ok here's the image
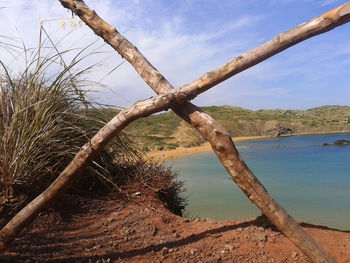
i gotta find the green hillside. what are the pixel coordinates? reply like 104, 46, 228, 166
106, 105, 350, 151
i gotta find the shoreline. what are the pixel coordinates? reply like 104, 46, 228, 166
146, 135, 273, 161
146, 131, 350, 161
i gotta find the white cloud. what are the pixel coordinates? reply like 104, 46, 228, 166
1, 1, 349, 110
320, 0, 343, 7
0, 0, 263, 108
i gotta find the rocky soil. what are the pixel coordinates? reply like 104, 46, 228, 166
1, 186, 349, 263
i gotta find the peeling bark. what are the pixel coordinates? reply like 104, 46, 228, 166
1, 1, 349, 262
55, 1, 350, 262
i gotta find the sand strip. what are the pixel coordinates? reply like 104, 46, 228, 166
146, 135, 273, 161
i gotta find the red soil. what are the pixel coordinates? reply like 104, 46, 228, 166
1, 186, 349, 263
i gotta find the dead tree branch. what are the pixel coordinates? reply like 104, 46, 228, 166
1, 2, 349, 262
0, 91, 193, 252
59, 1, 350, 97
56, 1, 350, 262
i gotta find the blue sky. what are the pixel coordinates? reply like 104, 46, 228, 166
0, 0, 349, 110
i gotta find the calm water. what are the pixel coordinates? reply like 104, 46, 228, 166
169, 133, 350, 230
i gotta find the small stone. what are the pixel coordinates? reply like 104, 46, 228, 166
189, 248, 197, 255
291, 252, 298, 258
225, 244, 234, 251
233, 243, 240, 249
256, 233, 267, 242
162, 247, 169, 255
133, 192, 141, 196
221, 249, 228, 254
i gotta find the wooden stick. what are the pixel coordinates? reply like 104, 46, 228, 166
60, 0, 350, 97
57, 2, 350, 262
2, 2, 349, 262
57, 2, 349, 262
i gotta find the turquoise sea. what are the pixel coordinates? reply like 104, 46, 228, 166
169, 133, 350, 230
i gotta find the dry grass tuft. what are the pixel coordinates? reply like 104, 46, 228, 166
0, 31, 185, 218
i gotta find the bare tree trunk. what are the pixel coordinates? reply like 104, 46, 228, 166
0, 2, 348, 262
55, 1, 350, 262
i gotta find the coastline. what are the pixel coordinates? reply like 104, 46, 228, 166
146, 131, 350, 162
146, 135, 273, 161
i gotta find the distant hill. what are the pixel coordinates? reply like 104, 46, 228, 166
106, 105, 350, 151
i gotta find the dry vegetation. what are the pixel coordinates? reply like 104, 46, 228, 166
1, 2, 350, 261
0, 40, 185, 228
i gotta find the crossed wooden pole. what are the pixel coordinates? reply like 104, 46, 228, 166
1, 1, 350, 262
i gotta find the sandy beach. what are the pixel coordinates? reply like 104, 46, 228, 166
146, 135, 273, 161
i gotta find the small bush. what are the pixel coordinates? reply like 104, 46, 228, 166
0, 33, 186, 218
237, 123, 245, 131
0, 62, 145, 200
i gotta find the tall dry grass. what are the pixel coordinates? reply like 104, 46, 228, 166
0, 29, 185, 217
0, 39, 143, 200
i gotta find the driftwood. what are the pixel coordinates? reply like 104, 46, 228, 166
1, 1, 349, 262
55, 2, 350, 262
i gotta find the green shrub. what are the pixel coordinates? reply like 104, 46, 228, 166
237, 123, 245, 131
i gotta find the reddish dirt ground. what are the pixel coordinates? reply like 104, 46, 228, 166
1, 186, 349, 263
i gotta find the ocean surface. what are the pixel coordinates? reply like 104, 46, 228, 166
169, 133, 350, 230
